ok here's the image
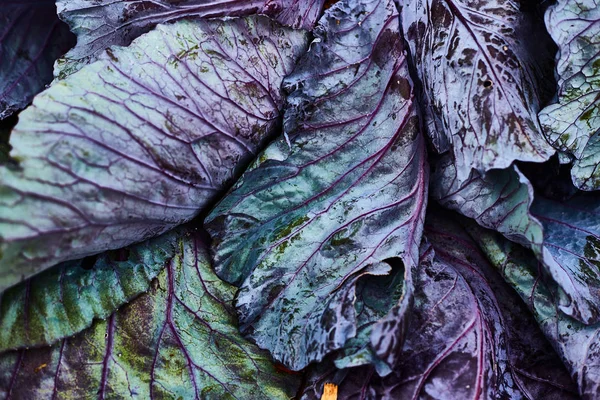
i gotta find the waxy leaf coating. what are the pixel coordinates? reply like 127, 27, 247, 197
0, 228, 182, 352
56, 0, 324, 75
206, 0, 428, 371
0, 1, 75, 119
0, 17, 308, 291
538, 0, 600, 190
399, 0, 555, 179
301, 215, 577, 400
0, 230, 300, 399
471, 224, 600, 399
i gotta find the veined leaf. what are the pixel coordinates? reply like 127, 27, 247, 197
0, 230, 300, 399
0, 17, 308, 291
538, 0, 600, 190
398, 0, 555, 179
531, 195, 600, 324
431, 155, 543, 247
300, 215, 577, 400
56, 0, 324, 75
0, 1, 75, 119
433, 155, 600, 324
206, 0, 428, 371
470, 223, 600, 398
573, 134, 600, 190
0, 228, 183, 352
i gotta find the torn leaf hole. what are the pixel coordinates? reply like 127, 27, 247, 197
382, 257, 404, 272
483, 80, 493, 88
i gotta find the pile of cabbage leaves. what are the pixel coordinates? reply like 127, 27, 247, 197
0, 0, 599, 398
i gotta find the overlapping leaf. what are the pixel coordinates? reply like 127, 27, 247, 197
432, 155, 600, 323
0, 0, 594, 397
539, 0, 600, 190
0, 228, 184, 352
55, 0, 324, 75
333, 262, 405, 376
206, 0, 428, 371
398, 0, 555, 179
0, 17, 308, 291
301, 215, 577, 400
470, 223, 600, 398
0, 1, 75, 118
573, 134, 600, 190
0, 229, 300, 399
531, 195, 600, 323
431, 155, 543, 247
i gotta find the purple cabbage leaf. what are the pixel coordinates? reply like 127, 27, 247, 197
469, 221, 600, 398
0, 0, 75, 119
0, 228, 184, 352
531, 195, 600, 324
0, 0, 598, 397
332, 263, 406, 377
300, 213, 578, 400
398, 0, 556, 179
205, 0, 428, 372
431, 155, 543, 248
433, 156, 600, 324
55, 0, 324, 76
0, 16, 308, 292
538, 0, 600, 190
0, 228, 300, 399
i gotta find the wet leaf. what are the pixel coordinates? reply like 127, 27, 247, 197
206, 0, 427, 371
300, 214, 577, 400
432, 155, 600, 324
538, 0, 600, 190
56, 0, 324, 75
399, 0, 555, 179
470, 222, 600, 398
0, 229, 182, 352
0, 229, 300, 399
0, 16, 308, 291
